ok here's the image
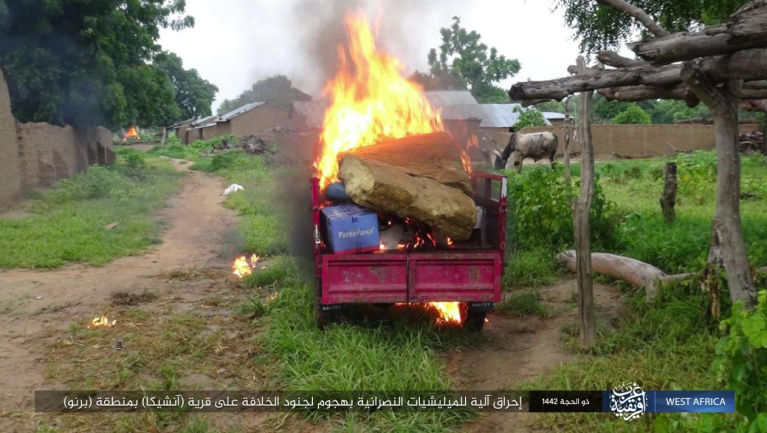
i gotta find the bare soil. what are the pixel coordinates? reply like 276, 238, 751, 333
0, 159, 248, 430
453, 280, 626, 432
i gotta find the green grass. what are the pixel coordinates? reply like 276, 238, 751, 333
522, 281, 722, 432
0, 155, 183, 268
503, 247, 559, 287
497, 290, 549, 318
502, 151, 767, 287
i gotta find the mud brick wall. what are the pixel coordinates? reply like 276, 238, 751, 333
520, 124, 761, 157
0, 69, 114, 210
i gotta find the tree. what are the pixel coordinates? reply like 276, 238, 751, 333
218, 75, 311, 115
534, 100, 566, 113
593, 95, 632, 122
413, 17, 521, 104
553, 0, 751, 53
0, 0, 194, 129
513, 106, 548, 129
612, 103, 651, 124
154, 52, 218, 122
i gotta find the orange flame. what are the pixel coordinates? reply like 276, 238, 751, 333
123, 126, 140, 141
314, 13, 443, 190
461, 150, 472, 174
233, 254, 260, 278
87, 315, 116, 328
428, 302, 462, 325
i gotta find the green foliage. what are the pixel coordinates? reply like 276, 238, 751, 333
712, 291, 767, 427
0, 157, 183, 268
612, 104, 652, 124
412, 16, 520, 103
553, 0, 750, 53
153, 52, 218, 121
0, 0, 196, 128
513, 106, 548, 129
506, 167, 615, 250
593, 96, 632, 123
218, 75, 310, 114
534, 100, 566, 114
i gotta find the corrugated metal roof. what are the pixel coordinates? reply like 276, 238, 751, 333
168, 118, 194, 129
191, 115, 218, 127
543, 112, 566, 120
218, 101, 267, 122
424, 91, 478, 107
475, 104, 551, 128
440, 104, 486, 121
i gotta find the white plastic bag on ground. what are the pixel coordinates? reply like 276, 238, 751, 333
223, 184, 245, 196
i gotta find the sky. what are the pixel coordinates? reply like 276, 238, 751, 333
158, 0, 586, 112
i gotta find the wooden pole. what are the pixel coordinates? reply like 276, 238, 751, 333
563, 96, 572, 183
574, 57, 597, 349
659, 162, 677, 223
161, 128, 167, 146
681, 62, 757, 308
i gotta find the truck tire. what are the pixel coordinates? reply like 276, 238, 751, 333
314, 277, 338, 330
463, 310, 487, 332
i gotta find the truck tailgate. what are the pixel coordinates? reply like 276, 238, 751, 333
321, 252, 502, 304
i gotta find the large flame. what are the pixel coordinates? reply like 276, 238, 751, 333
429, 302, 462, 325
314, 13, 443, 190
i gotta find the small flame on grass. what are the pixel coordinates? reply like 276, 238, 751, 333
233, 254, 260, 278
87, 315, 116, 328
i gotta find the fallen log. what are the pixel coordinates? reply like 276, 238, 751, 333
339, 155, 477, 241
344, 131, 472, 196
556, 250, 690, 300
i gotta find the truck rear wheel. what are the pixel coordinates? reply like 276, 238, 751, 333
463, 309, 487, 332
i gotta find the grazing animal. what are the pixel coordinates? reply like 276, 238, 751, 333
499, 131, 558, 172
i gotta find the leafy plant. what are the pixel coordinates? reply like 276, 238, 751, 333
513, 106, 548, 129
712, 291, 767, 428
612, 104, 651, 124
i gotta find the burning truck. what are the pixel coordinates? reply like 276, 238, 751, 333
310, 14, 507, 331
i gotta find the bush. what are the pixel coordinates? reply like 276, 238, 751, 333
612, 104, 651, 124
711, 291, 767, 429
506, 167, 616, 250
513, 106, 548, 129
44, 166, 128, 203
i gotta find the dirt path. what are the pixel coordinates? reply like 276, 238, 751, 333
452, 279, 625, 432
0, 159, 239, 420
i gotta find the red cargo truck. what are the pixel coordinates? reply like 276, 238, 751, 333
311, 171, 507, 331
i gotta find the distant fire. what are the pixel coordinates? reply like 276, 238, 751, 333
232, 254, 260, 278
314, 13, 443, 191
123, 126, 140, 141
87, 315, 116, 328
461, 150, 472, 174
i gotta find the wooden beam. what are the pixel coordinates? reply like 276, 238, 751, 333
596, 0, 669, 37
597, 51, 646, 68
681, 61, 757, 309
629, 5, 767, 64
509, 48, 767, 101
573, 57, 596, 350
